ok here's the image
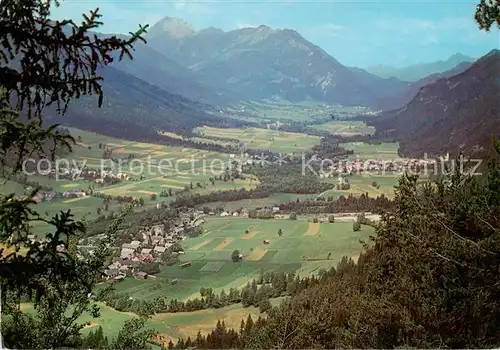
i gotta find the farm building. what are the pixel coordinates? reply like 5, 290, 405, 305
130, 240, 141, 249
263, 239, 270, 245
120, 248, 135, 259
179, 261, 192, 268
138, 253, 154, 262
104, 269, 119, 279
153, 246, 166, 254
107, 262, 122, 270
121, 243, 138, 251
151, 236, 165, 245
135, 271, 148, 279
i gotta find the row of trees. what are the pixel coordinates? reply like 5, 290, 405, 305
279, 193, 394, 214
167, 316, 265, 350
98, 269, 332, 317
169, 188, 393, 220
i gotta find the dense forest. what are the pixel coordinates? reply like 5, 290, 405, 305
248, 165, 333, 194
168, 164, 333, 209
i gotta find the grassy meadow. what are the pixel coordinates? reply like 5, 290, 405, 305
312, 120, 375, 136
198, 193, 319, 212
110, 217, 373, 302
233, 100, 372, 123
1, 101, 425, 347
319, 172, 400, 199
194, 126, 321, 154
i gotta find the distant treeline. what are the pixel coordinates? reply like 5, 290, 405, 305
278, 193, 394, 214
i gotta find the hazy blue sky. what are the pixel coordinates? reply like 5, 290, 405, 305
52, 0, 499, 67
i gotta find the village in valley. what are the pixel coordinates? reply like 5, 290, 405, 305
2, 113, 455, 343
79, 208, 205, 282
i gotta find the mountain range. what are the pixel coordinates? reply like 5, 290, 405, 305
143, 17, 410, 108
50, 16, 498, 156
106, 17, 480, 111
366, 53, 476, 82
370, 49, 500, 158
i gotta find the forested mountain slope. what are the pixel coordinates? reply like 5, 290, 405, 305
145, 17, 409, 107
370, 49, 500, 157
46, 66, 244, 139
366, 53, 475, 81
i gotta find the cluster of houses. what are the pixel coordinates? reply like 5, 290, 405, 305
62, 190, 87, 198
219, 209, 250, 218
11, 189, 82, 203
106, 211, 206, 281
322, 158, 438, 176
223, 206, 301, 217
103, 236, 175, 281
55, 167, 132, 183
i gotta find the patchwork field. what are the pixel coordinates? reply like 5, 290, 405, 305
56, 128, 258, 198
344, 141, 400, 159
194, 126, 321, 154
3, 103, 417, 346
234, 100, 372, 123
111, 217, 374, 303
0, 128, 260, 234
313, 121, 375, 136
